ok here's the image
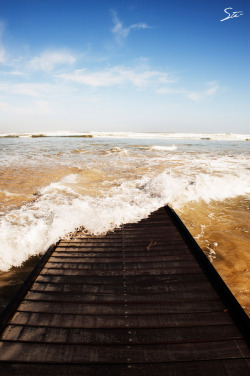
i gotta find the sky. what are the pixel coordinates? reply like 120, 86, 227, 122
0, 0, 249, 133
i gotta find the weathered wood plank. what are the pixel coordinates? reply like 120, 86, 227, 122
41, 266, 203, 277
30, 279, 215, 294
1, 359, 250, 376
35, 272, 210, 284
2, 324, 243, 344
10, 311, 233, 328
18, 299, 225, 315
35, 273, 209, 286
24, 289, 219, 303
53, 246, 191, 254
44, 260, 199, 270
52, 249, 191, 258
0, 340, 249, 363
49, 254, 194, 263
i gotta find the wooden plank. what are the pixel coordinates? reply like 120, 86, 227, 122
41, 266, 203, 277
52, 249, 191, 257
30, 279, 214, 294
53, 247, 191, 255
10, 311, 234, 328
2, 324, 243, 344
0, 340, 249, 363
49, 254, 194, 262
35, 272, 211, 284
44, 260, 199, 270
18, 299, 225, 315
59, 240, 189, 247
35, 273, 209, 286
23, 289, 220, 303
1, 359, 250, 376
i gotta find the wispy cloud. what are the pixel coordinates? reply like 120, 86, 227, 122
59, 65, 170, 88
29, 50, 76, 71
157, 81, 219, 102
0, 21, 6, 64
111, 10, 151, 43
0, 82, 58, 98
0, 99, 51, 115
186, 82, 219, 102
2, 70, 26, 77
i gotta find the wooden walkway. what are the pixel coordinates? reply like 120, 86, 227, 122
0, 206, 249, 375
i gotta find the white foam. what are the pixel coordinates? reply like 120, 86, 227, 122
0, 190, 25, 198
90, 132, 250, 141
150, 145, 177, 151
60, 174, 79, 184
0, 169, 249, 271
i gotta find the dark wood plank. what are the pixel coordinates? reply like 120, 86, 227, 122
2, 324, 243, 344
49, 254, 194, 263
44, 260, 199, 271
30, 279, 215, 294
10, 311, 234, 328
41, 266, 203, 276
0, 340, 249, 363
24, 289, 220, 303
1, 359, 250, 376
52, 249, 191, 257
18, 299, 226, 315
35, 273, 209, 285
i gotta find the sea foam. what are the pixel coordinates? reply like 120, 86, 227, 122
0, 169, 249, 271
150, 145, 177, 151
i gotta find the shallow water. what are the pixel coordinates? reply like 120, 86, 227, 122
0, 134, 249, 314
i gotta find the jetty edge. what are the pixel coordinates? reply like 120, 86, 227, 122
0, 205, 249, 375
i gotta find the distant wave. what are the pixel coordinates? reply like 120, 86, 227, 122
1, 131, 249, 141
0, 131, 92, 138
90, 132, 250, 141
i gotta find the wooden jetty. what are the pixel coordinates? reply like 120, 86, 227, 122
0, 206, 249, 375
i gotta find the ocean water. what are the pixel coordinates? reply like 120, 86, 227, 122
0, 132, 249, 314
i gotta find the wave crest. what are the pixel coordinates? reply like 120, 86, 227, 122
0, 169, 249, 271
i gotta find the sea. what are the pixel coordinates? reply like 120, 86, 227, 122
0, 131, 249, 315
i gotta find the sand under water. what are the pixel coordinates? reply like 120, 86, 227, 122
0, 132, 249, 314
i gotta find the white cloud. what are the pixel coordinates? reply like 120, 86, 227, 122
156, 87, 185, 95
29, 51, 76, 71
0, 47, 5, 63
0, 21, 6, 64
0, 100, 51, 115
157, 82, 219, 102
3, 70, 26, 76
59, 66, 170, 88
186, 82, 219, 102
0, 82, 59, 98
11, 83, 52, 97
111, 10, 151, 42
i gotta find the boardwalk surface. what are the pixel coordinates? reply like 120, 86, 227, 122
0, 207, 249, 375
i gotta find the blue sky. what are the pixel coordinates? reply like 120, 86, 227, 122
0, 0, 249, 133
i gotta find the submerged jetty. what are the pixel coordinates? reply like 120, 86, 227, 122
0, 206, 249, 375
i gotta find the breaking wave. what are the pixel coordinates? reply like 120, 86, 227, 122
0, 169, 249, 271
